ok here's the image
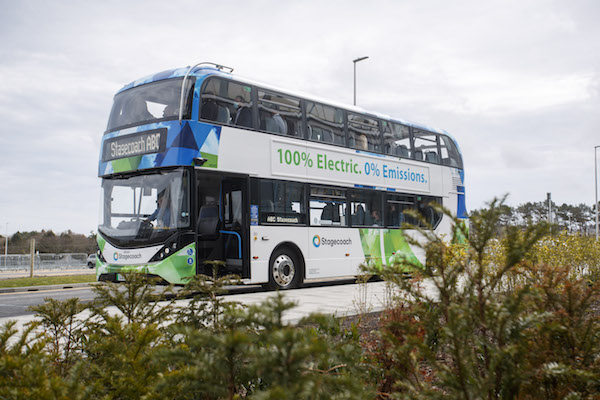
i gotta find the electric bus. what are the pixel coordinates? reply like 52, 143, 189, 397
96, 62, 467, 289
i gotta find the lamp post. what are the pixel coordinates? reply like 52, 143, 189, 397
353, 56, 369, 106
595, 146, 599, 240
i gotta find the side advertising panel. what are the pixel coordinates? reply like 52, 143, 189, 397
271, 139, 430, 192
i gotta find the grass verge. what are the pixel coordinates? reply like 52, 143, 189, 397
0, 274, 96, 288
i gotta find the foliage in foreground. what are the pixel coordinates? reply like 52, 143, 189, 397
1, 198, 600, 399
365, 197, 600, 399
0, 264, 373, 399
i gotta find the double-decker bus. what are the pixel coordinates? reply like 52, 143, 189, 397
96, 62, 466, 289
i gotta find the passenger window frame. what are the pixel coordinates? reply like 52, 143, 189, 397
305, 101, 347, 148
257, 89, 304, 139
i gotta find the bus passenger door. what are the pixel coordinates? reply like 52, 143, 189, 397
221, 178, 249, 278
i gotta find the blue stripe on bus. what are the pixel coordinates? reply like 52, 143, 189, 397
457, 192, 467, 219
354, 150, 386, 158
354, 184, 375, 189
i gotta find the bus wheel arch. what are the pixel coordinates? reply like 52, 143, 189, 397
267, 242, 304, 290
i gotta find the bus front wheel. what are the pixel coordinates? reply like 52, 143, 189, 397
268, 247, 301, 290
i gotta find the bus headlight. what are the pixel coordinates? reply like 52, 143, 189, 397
150, 240, 178, 262
97, 248, 106, 262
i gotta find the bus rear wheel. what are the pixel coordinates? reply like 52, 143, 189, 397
268, 247, 301, 290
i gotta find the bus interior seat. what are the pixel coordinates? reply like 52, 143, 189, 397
363, 211, 374, 226
263, 200, 275, 212
396, 145, 409, 158
425, 152, 439, 163
216, 106, 231, 124
321, 203, 333, 222
197, 205, 220, 240
201, 98, 218, 121
265, 117, 282, 133
286, 120, 296, 136
414, 150, 424, 161
352, 205, 365, 225
332, 205, 341, 222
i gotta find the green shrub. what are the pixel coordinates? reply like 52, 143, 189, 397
365, 198, 600, 399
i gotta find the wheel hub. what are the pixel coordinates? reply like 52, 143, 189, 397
273, 254, 295, 287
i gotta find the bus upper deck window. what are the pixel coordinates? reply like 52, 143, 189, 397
306, 102, 344, 146
348, 113, 380, 152
440, 135, 463, 169
413, 129, 440, 165
258, 91, 302, 137
383, 121, 411, 159
201, 78, 253, 128
106, 78, 194, 132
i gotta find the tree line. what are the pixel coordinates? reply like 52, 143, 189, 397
0, 197, 597, 255
469, 198, 597, 235
0, 230, 96, 255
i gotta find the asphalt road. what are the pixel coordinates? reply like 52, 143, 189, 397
0, 287, 98, 319
0, 278, 366, 320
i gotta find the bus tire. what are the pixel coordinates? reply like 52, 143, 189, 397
267, 246, 301, 290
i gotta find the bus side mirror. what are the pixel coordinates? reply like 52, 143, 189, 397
196, 205, 220, 240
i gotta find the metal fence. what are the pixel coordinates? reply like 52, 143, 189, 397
0, 253, 89, 271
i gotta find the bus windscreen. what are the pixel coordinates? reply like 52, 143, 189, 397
99, 169, 190, 245
106, 78, 194, 132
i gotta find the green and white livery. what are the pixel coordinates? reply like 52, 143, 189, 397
96, 62, 466, 288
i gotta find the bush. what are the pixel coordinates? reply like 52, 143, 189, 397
364, 198, 600, 399
1, 268, 375, 399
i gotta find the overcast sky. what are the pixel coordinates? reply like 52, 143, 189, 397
0, 0, 599, 235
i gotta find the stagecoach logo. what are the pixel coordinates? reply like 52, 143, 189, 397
312, 235, 352, 248
113, 252, 143, 261
313, 235, 321, 247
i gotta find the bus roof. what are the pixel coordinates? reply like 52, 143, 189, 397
116, 65, 460, 146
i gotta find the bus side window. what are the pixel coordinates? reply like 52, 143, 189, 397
255, 179, 306, 225
440, 135, 463, 169
258, 91, 302, 137
416, 196, 442, 228
309, 187, 347, 226
348, 113, 380, 152
350, 191, 382, 227
413, 129, 440, 164
383, 121, 411, 159
200, 78, 253, 128
385, 194, 415, 227
306, 102, 345, 146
